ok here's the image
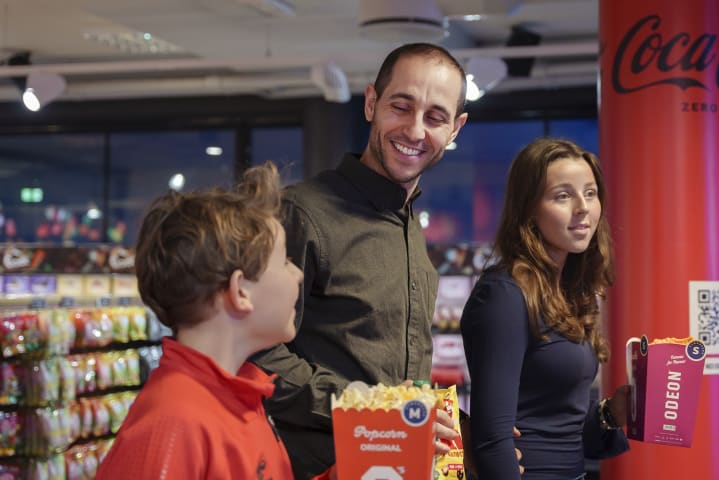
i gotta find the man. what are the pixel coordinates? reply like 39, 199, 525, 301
252, 43, 468, 479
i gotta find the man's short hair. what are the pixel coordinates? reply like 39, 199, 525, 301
373, 42, 467, 117
135, 162, 281, 333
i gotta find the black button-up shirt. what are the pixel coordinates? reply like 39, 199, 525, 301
252, 153, 439, 479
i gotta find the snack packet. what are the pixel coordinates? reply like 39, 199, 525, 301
433, 385, 465, 479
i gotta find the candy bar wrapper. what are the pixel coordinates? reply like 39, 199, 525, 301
433, 385, 466, 479
626, 336, 706, 447
331, 382, 437, 480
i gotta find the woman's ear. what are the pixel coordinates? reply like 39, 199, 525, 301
228, 269, 253, 314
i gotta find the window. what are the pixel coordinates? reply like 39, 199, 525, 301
0, 134, 104, 244
108, 130, 235, 245
415, 120, 544, 244
251, 127, 303, 185
548, 118, 599, 156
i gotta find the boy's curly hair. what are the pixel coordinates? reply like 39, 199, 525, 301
134, 161, 281, 334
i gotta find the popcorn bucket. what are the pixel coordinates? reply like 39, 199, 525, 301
625, 336, 707, 447
331, 383, 437, 480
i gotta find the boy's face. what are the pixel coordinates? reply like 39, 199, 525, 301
248, 219, 303, 346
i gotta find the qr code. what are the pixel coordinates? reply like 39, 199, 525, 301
696, 288, 719, 346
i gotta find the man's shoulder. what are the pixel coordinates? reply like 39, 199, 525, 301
284, 169, 351, 209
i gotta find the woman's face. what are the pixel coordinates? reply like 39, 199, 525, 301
534, 156, 601, 269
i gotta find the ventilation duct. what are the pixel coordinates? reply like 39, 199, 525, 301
310, 62, 350, 103
358, 0, 447, 43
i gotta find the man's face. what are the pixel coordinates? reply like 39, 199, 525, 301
362, 54, 468, 194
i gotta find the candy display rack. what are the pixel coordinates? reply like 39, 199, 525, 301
0, 245, 166, 480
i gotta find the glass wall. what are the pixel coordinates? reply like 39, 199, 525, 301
415, 120, 545, 244
413, 117, 599, 245
108, 130, 236, 245
251, 127, 304, 185
0, 134, 104, 244
0, 117, 595, 247
548, 118, 599, 155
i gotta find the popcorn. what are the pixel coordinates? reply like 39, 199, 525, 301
333, 381, 436, 411
650, 336, 693, 345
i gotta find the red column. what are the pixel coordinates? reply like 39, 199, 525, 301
599, 1, 719, 478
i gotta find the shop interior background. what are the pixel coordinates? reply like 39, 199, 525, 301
1, 1, 604, 477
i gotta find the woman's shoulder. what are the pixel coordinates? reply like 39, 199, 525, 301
462, 266, 530, 337
476, 267, 520, 290
467, 267, 526, 308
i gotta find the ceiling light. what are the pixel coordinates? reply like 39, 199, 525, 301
21, 72, 66, 112
169, 173, 186, 191
5, 53, 65, 111
206, 146, 223, 156
465, 57, 507, 100
465, 75, 482, 102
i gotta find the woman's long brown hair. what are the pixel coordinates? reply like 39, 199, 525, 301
493, 138, 614, 362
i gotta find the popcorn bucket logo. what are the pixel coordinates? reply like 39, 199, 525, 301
401, 399, 430, 427
686, 341, 706, 362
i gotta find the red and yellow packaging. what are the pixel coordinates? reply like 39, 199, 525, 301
433, 385, 465, 479
331, 382, 437, 480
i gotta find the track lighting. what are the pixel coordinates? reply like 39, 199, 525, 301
6, 52, 66, 111
21, 72, 67, 111
464, 56, 507, 102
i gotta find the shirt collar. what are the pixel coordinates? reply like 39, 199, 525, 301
337, 153, 423, 213
160, 337, 276, 404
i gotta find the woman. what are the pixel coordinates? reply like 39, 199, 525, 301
460, 138, 629, 480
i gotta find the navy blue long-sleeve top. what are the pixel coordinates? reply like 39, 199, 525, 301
460, 269, 628, 480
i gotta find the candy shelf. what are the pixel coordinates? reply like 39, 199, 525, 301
0, 245, 167, 480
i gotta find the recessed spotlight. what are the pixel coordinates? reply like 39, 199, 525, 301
206, 146, 223, 156
169, 173, 186, 191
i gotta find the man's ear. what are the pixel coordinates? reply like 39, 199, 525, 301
364, 84, 377, 122
228, 269, 253, 314
449, 112, 469, 144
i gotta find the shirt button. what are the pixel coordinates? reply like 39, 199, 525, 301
411, 281, 417, 290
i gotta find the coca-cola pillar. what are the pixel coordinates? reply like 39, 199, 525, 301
599, 1, 719, 479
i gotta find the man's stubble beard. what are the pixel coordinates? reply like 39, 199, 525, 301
368, 126, 445, 187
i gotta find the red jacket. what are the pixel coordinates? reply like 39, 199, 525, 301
96, 338, 330, 480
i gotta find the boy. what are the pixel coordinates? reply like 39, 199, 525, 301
96, 162, 334, 479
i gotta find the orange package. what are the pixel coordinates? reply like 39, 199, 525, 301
332, 382, 437, 480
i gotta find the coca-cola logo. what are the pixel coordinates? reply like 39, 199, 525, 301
612, 14, 717, 93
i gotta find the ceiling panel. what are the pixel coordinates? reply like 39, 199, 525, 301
0, 0, 599, 103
